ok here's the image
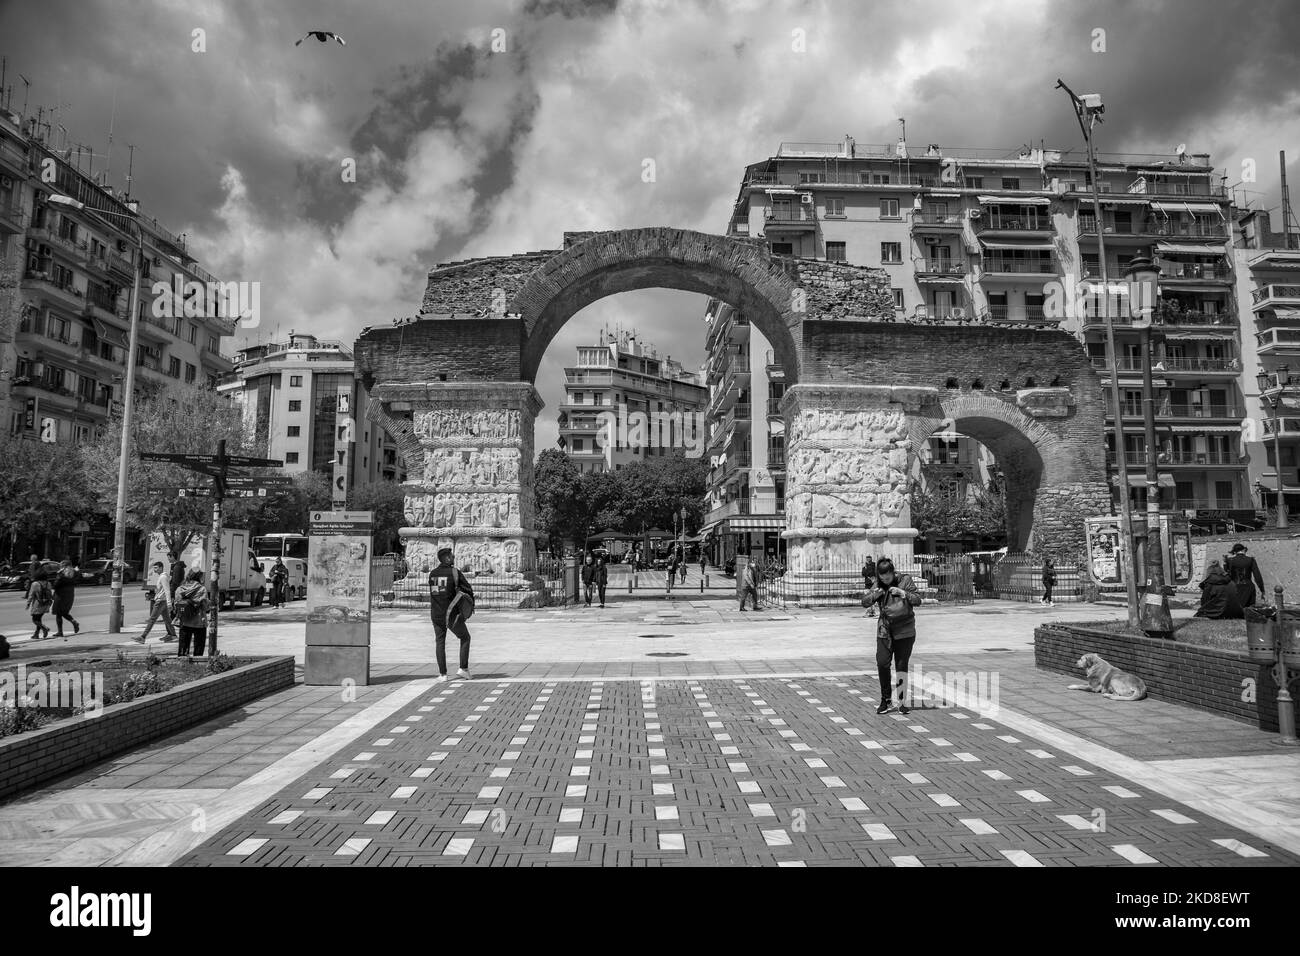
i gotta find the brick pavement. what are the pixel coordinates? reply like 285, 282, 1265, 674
177, 674, 1295, 867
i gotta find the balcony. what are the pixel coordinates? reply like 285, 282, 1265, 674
1157, 260, 1232, 282
1112, 449, 1242, 467
1160, 356, 1239, 375
915, 258, 967, 280
564, 370, 614, 386
705, 499, 753, 524
1262, 417, 1300, 438
975, 214, 1052, 233
1081, 307, 1236, 333
763, 204, 817, 231
983, 305, 1053, 325
766, 397, 783, 419
1127, 179, 1228, 199
911, 212, 964, 232
1172, 498, 1245, 511
1259, 372, 1300, 400
1105, 402, 1242, 420
1255, 327, 1300, 356
979, 257, 1055, 277
1077, 218, 1228, 242
767, 448, 786, 469
20, 270, 83, 309
1251, 284, 1300, 312
0, 197, 23, 233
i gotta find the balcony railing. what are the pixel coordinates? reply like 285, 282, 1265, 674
1158, 261, 1232, 281
1113, 449, 1241, 466
1128, 179, 1228, 198
1161, 356, 1239, 373
765, 206, 817, 224
1256, 327, 1300, 353
1172, 498, 1243, 511
980, 257, 1055, 275
1078, 219, 1228, 240
977, 214, 1052, 232
766, 397, 783, 417
1259, 372, 1300, 395
1251, 284, 1300, 306
916, 259, 966, 276
1161, 403, 1241, 418
767, 449, 786, 468
1262, 417, 1300, 437
912, 212, 964, 227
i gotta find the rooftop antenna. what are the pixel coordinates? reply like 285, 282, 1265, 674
105, 80, 117, 185
124, 143, 136, 199
17, 73, 30, 117
1281, 150, 1299, 250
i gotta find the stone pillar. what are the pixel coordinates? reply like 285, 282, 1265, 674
781, 384, 925, 578
370, 381, 550, 607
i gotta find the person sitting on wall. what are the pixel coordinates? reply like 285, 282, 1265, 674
1194, 560, 1243, 620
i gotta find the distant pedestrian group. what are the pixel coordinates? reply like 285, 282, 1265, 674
25, 557, 81, 641
582, 552, 608, 608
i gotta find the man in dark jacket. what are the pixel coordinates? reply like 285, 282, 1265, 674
428, 548, 473, 681
1224, 543, 1265, 608
168, 552, 186, 601
1194, 560, 1243, 620
581, 553, 596, 607
595, 555, 609, 608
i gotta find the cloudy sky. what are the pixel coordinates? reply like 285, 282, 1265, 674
4, 0, 1298, 453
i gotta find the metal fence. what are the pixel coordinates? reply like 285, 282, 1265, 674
370, 557, 574, 610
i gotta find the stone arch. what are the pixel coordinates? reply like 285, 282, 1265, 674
510, 227, 804, 384
903, 391, 1106, 553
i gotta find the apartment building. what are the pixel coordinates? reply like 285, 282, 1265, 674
556, 329, 707, 475
699, 302, 786, 564
218, 332, 406, 489
1234, 206, 1300, 516
0, 107, 236, 558
725, 135, 1253, 531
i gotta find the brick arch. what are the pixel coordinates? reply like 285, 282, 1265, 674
903, 392, 1074, 551
510, 227, 804, 384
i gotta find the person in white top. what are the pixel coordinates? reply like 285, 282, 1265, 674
136, 560, 177, 643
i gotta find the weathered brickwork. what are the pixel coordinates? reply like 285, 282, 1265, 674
357, 228, 1113, 572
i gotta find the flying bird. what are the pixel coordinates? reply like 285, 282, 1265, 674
296, 31, 345, 46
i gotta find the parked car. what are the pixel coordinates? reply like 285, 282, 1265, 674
0, 560, 63, 591
78, 558, 140, 586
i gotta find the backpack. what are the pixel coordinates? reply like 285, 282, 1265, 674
448, 570, 474, 622
179, 588, 205, 619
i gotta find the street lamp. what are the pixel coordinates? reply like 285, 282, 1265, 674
1057, 80, 1140, 626
1255, 365, 1291, 529
1126, 255, 1172, 638
48, 194, 142, 633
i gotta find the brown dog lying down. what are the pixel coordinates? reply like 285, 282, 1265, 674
1067, 653, 1148, 701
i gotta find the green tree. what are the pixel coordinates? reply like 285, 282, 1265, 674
616, 453, 709, 535
348, 480, 406, 553
534, 449, 584, 548
80, 381, 262, 555
244, 470, 333, 537
0, 434, 95, 560
911, 484, 1008, 542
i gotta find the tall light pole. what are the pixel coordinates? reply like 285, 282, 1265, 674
49, 194, 142, 633
1256, 366, 1291, 529
1057, 80, 1140, 627
1127, 256, 1172, 637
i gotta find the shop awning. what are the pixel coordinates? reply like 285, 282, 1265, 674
90, 318, 129, 349
979, 240, 1055, 251
1162, 331, 1236, 340
1167, 424, 1242, 433
724, 517, 786, 532
928, 189, 962, 197
697, 521, 721, 536
764, 187, 798, 196
1149, 200, 1226, 218
1156, 241, 1227, 255
1095, 196, 1150, 205
978, 195, 1051, 205
1265, 308, 1300, 321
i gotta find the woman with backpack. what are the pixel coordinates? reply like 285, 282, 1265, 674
174, 569, 212, 656
51, 558, 81, 637
26, 570, 53, 641
862, 558, 922, 715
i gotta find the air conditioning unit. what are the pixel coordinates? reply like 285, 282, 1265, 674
800, 193, 813, 204
950, 307, 967, 320
968, 208, 982, 219
25, 237, 38, 251
0, 176, 12, 189
152, 256, 162, 266
922, 235, 940, 245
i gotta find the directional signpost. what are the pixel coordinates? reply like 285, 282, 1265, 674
141, 441, 284, 654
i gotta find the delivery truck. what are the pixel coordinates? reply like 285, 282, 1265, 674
144, 529, 267, 609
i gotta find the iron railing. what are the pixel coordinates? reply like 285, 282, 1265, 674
371, 556, 573, 610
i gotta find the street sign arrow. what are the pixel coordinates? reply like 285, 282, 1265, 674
224, 455, 285, 468
141, 452, 220, 465
153, 486, 214, 498
224, 475, 295, 487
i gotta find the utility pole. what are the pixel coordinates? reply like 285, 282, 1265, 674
1057, 79, 1140, 627
208, 440, 227, 655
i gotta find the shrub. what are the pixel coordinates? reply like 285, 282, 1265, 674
206, 653, 237, 675
0, 705, 51, 738
109, 669, 163, 704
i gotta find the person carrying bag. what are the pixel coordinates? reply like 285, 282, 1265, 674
861, 558, 922, 715
429, 547, 474, 681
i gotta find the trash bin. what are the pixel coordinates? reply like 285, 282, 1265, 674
1245, 606, 1277, 663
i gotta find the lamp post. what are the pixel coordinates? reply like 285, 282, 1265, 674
49, 194, 142, 633
1256, 365, 1291, 529
1126, 256, 1172, 638
1058, 80, 1140, 627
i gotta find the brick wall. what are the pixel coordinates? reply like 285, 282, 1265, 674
420, 251, 559, 315
1035, 624, 1279, 731
0, 656, 296, 803
354, 318, 523, 387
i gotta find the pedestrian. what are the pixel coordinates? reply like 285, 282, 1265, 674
1040, 557, 1057, 607
1194, 560, 1243, 620
51, 558, 81, 637
581, 553, 596, 607
862, 558, 922, 715
27, 553, 41, 580
738, 555, 761, 611
174, 569, 211, 656
861, 555, 877, 618
428, 547, 473, 682
270, 558, 289, 607
1224, 543, 1264, 608
595, 554, 609, 608
665, 550, 677, 598
168, 552, 186, 603
26, 570, 52, 641
137, 560, 178, 643
699, 551, 707, 578
678, 548, 688, 585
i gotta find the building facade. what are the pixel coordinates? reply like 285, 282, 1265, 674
726, 135, 1261, 535
218, 332, 406, 492
556, 330, 707, 474
0, 107, 236, 559
700, 302, 786, 564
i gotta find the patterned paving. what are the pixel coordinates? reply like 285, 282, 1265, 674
179, 676, 1298, 867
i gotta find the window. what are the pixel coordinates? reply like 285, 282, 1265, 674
188, 324, 198, 344
881, 242, 902, 264
825, 241, 847, 262
825, 196, 845, 217
861, 172, 890, 185
573, 438, 584, 451
965, 176, 983, 189
287, 425, 301, 437
285, 452, 299, 464
879, 198, 900, 218
288, 400, 302, 412
769, 242, 793, 255
798, 171, 824, 184
1215, 481, 1235, 507
207, 335, 219, 354
290, 375, 303, 387
892, 288, 905, 310
184, 363, 196, 383
1001, 177, 1020, 190
168, 356, 181, 378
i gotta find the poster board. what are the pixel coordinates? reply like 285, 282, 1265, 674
1084, 516, 1125, 586
305, 510, 372, 685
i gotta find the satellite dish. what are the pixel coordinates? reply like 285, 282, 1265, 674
1175, 143, 1187, 156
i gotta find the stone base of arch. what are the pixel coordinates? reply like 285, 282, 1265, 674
373, 381, 552, 607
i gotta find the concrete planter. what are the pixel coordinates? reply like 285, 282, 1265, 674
1035, 623, 1286, 733
0, 655, 295, 802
